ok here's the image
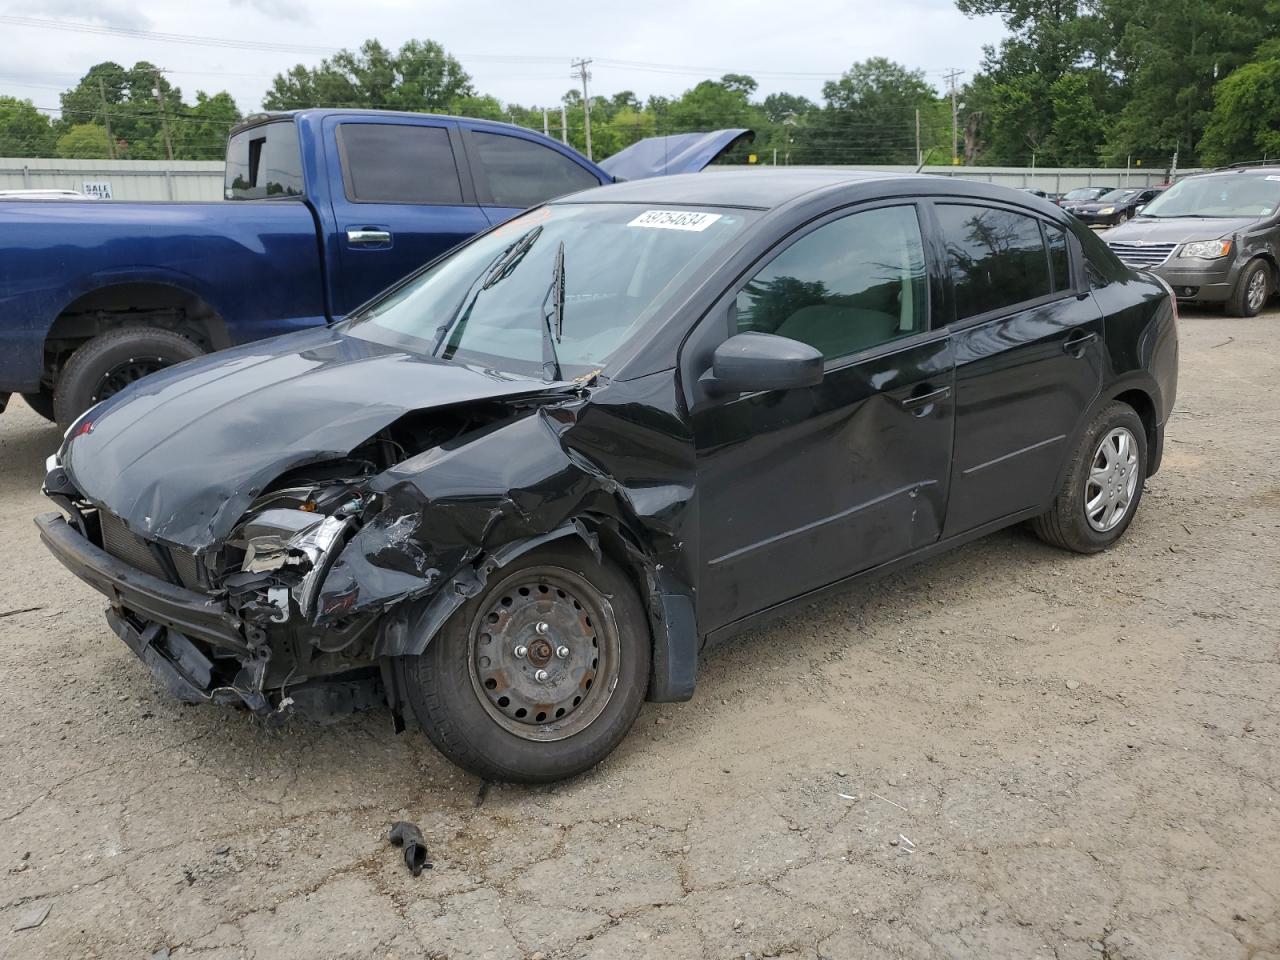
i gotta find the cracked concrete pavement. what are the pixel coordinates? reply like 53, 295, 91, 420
0, 306, 1277, 959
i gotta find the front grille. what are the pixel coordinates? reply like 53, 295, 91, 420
1106, 241, 1177, 267
98, 512, 205, 589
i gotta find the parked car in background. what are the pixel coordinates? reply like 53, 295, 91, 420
0, 110, 751, 428
1102, 165, 1280, 316
1057, 186, 1110, 210
39, 171, 1178, 781
1070, 187, 1164, 227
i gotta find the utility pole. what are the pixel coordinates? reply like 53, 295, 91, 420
560, 104, 568, 144
943, 68, 964, 165
571, 58, 593, 160
97, 78, 116, 159
914, 108, 921, 166
154, 70, 174, 162
542, 108, 549, 137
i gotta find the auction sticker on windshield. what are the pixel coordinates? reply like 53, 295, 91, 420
628, 210, 723, 231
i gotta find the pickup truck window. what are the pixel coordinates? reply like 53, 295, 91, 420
225, 122, 304, 200
471, 132, 601, 208
338, 124, 464, 205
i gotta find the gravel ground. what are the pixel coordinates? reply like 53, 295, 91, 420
0, 306, 1277, 960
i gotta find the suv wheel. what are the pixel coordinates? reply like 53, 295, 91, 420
1227, 259, 1271, 317
1031, 401, 1147, 554
396, 542, 651, 782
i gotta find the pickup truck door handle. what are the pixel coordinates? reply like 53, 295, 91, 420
1063, 330, 1099, 355
346, 228, 392, 246
899, 384, 951, 412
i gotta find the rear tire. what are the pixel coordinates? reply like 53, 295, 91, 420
53, 327, 203, 430
1032, 401, 1147, 554
1226, 259, 1270, 318
396, 542, 651, 783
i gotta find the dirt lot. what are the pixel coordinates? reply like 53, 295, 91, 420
1, 306, 1277, 960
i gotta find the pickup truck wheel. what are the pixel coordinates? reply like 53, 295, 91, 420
396, 542, 651, 783
20, 389, 55, 422
53, 328, 203, 429
1031, 401, 1147, 554
1226, 259, 1270, 317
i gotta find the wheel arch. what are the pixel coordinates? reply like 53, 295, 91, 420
41, 280, 229, 386
376, 514, 698, 704
1053, 376, 1163, 499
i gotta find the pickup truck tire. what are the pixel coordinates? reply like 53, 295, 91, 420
53, 327, 204, 429
1226, 259, 1271, 318
396, 542, 651, 783
21, 389, 55, 422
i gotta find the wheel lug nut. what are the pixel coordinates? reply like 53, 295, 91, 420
534, 669, 549, 682
513, 644, 528, 658
535, 621, 550, 635
556, 645, 570, 659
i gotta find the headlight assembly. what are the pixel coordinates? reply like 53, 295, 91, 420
1098, 207, 1115, 215
1178, 239, 1233, 259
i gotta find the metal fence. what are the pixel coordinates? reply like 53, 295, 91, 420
0, 157, 1202, 203
0, 158, 225, 201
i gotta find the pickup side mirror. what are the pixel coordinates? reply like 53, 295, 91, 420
700, 332, 824, 395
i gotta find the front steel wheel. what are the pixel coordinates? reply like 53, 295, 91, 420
397, 542, 650, 783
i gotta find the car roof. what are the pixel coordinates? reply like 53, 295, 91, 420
230, 108, 545, 140
553, 168, 925, 210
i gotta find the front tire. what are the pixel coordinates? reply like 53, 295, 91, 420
396, 542, 651, 783
1226, 259, 1270, 318
53, 327, 204, 430
1031, 401, 1147, 554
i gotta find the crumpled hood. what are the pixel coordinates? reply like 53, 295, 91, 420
62, 324, 567, 551
1101, 216, 1256, 244
598, 129, 754, 180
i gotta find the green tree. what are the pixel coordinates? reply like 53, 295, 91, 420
666, 75, 763, 132
1200, 39, 1280, 163
1102, 0, 1270, 164
56, 123, 112, 158
797, 58, 946, 164
263, 39, 474, 111
0, 96, 55, 156
173, 91, 242, 159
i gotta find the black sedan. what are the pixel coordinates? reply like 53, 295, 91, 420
38, 171, 1179, 782
1069, 187, 1165, 226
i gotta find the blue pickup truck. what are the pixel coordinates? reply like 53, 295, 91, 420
0, 109, 749, 427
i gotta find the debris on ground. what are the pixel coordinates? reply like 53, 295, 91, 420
13, 902, 51, 931
388, 821, 432, 876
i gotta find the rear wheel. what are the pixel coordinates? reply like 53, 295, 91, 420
1031, 401, 1147, 554
52, 327, 203, 429
1226, 259, 1270, 318
396, 542, 651, 783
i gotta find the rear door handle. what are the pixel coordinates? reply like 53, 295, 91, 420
347, 228, 392, 246
1063, 330, 1099, 355
899, 385, 951, 412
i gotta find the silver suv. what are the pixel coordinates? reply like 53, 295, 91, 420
1101, 166, 1280, 316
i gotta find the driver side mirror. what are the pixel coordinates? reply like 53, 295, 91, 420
700, 332, 824, 396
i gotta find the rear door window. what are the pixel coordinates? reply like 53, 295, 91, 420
470, 131, 601, 208
936, 204, 1052, 321
338, 123, 464, 204
225, 121, 304, 200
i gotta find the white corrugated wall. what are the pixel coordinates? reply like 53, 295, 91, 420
0, 158, 225, 201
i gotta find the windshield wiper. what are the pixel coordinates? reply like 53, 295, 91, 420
539, 240, 565, 382
433, 226, 543, 357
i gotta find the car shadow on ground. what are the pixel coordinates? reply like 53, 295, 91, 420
0, 403, 61, 500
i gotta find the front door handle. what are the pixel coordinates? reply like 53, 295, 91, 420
347, 228, 392, 246
1063, 330, 1099, 355
899, 384, 951, 413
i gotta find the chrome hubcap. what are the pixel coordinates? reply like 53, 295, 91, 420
467, 565, 618, 741
1085, 427, 1140, 532
1247, 270, 1268, 311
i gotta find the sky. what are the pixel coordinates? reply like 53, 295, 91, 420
0, 0, 1007, 117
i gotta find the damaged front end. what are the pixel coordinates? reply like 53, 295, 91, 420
37, 370, 698, 721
